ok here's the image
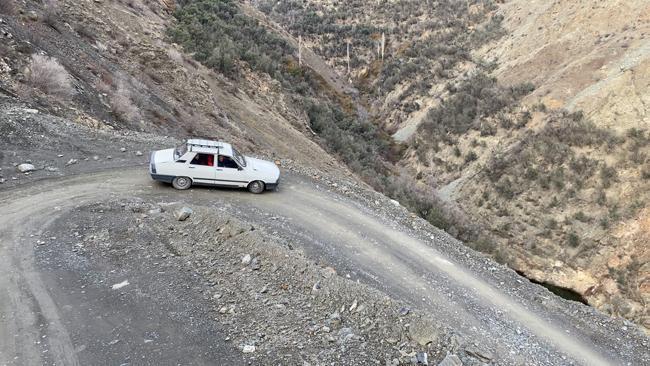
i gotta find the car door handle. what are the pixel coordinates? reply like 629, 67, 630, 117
188, 166, 195, 169
216, 169, 223, 171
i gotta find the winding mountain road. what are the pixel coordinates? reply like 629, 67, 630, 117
0, 169, 647, 365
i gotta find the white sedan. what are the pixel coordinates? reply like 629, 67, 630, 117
149, 139, 280, 193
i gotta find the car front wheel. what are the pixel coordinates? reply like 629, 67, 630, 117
172, 176, 192, 190
247, 180, 265, 194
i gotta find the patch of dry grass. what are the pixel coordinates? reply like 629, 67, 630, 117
27, 54, 74, 97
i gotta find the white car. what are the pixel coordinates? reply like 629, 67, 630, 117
149, 139, 280, 193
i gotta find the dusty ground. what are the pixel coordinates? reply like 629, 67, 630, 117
1, 105, 648, 365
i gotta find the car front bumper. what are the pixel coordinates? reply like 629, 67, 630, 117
151, 174, 175, 183
266, 177, 280, 190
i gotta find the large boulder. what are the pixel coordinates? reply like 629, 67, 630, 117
408, 317, 441, 346
17, 163, 35, 173
438, 354, 462, 366
174, 207, 193, 221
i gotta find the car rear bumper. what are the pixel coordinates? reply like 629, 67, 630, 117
151, 174, 175, 183
266, 177, 280, 190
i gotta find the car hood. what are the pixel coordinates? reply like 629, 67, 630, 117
153, 148, 175, 163
246, 157, 280, 178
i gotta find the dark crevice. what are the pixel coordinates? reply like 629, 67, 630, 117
516, 271, 590, 305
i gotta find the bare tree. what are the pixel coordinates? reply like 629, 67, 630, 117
346, 40, 351, 74
298, 35, 302, 67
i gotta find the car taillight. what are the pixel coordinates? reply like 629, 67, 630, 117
150, 152, 156, 173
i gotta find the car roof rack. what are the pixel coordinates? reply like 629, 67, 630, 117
187, 139, 223, 149
186, 139, 233, 156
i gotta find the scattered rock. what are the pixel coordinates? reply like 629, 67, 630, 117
111, 280, 129, 290
349, 299, 358, 312
437, 354, 462, 366
45, 167, 59, 172
337, 327, 355, 343
135, 151, 143, 156
409, 318, 440, 346
415, 352, 428, 365
464, 345, 493, 362
17, 164, 35, 173
242, 345, 255, 353
66, 159, 78, 166
174, 207, 193, 221
120, 147, 127, 152
241, 254, 252, 265
327, 311, 342, 326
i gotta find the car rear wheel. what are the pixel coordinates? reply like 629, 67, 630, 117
172, 176, 192, 190
248, 180, 265, 194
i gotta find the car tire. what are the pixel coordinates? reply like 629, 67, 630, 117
247, 180, 265, 194
172, 176, 192, 190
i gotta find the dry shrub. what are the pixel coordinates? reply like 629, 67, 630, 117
109, 80, 140, 123
166, 48, 184, 64
0, 0, 16, 15
41, 0, 60, 28
27, 54, 74, 97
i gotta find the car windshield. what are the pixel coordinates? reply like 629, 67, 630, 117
232, 148, 246, 167
174, 143, 187, 160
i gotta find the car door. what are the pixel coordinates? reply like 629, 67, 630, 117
216, 155, 247, 187
188, 153, 216, 184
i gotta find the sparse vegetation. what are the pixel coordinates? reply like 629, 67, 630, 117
416, 71, 533, 148
26, 54, 74, 97
566, 232, 580, 248
171, 0, 484, 241
109, 81, 141, 123
0, 0, 16, 15
169, 0, 294, 80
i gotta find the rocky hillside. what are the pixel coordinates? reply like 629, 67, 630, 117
0, 0, 343, 174
1, 0, 647, 333
246, 0, 650, 330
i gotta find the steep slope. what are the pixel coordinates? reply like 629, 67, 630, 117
486, 0, 650, 131
246, 0, 650, 330
0, 0, 343, 174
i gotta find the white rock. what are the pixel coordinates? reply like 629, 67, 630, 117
438, 353, 462, 366
23, 108, 39, 114
349, 299, 358, 312
111, 280, 129, 290
120, 147, 127, 152
241, 254, 252, 265
174, 207, 193, 221
66, 159, 78, 166
242, 345, 255, 353
17, 163, 35, 173
135, 151, 143, 156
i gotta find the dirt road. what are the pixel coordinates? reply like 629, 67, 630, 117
0, 169, 647, 365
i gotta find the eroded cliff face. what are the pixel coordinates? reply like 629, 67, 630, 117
487, 0, 650, 131
467, 0, 650, 329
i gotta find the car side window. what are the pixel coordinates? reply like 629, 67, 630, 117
190, 153, 214, 167
218, 155, 239, 169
